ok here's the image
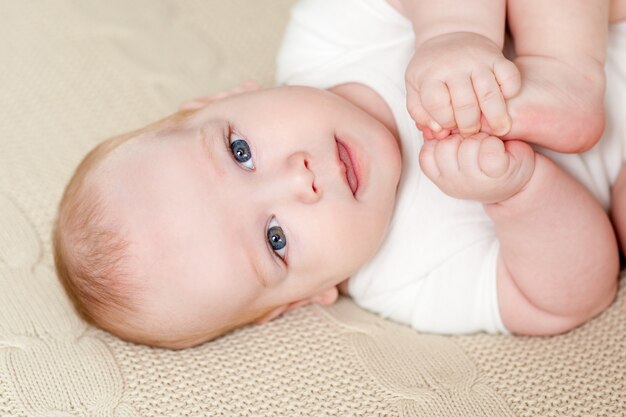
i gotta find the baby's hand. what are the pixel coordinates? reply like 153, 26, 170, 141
419, 133, 535, 204
406, 32, 521, 138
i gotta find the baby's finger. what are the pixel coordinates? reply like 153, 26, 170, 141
179, 80, 261, 111
238, 79, 262, 91
420, 123, 451, 140
457, 136, 481, 177
447, 76, 481, 136
472, 68, 511, 136
417, 123, 435, 140
494, 57, 521, 99
434, 134, 461, 178
432, 128, 452, 140
421, 79, 455, 132
180, 98, 209, 110
418, 139, 440, 180
478, 136, 509, 178
407, 85, 432, 129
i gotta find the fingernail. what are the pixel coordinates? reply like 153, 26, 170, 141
429, 120, 442, 132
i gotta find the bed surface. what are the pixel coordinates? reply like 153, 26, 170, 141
1, 1, 624, 416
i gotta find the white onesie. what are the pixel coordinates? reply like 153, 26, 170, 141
276, 0, 626, 334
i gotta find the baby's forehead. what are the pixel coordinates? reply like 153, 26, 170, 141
93, 130, 190, 197
96, 128, 258, 272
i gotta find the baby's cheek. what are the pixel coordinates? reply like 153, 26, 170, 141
346, 210, 387, 260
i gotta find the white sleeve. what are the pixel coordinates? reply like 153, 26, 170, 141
407, 238, 506, 334
351, 236, 507, 335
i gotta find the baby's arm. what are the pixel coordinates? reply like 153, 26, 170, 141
394, 0, 520, 138
486, 154, 619, 334
420, 135, 619, 335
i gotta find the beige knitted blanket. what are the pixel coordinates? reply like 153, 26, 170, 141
1, 1, 624, 416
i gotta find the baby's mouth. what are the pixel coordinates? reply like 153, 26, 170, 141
336, 138, 358, 195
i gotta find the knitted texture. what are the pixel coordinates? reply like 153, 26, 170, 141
0, 1, 625, 416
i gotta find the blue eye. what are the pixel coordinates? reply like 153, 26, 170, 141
267, 217, 287, 260
229, 133, 255, 170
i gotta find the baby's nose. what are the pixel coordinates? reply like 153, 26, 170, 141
284, 151, 320, 204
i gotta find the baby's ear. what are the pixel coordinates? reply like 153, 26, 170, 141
179, 80, 261, 110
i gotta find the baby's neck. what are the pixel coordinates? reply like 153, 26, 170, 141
329, 83, 399, 141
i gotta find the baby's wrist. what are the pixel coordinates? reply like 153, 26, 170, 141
415, 30, 501, 52
481, 178, 531, 207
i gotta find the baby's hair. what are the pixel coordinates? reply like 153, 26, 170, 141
53, 131, 140, 333
53, 110, 196, 345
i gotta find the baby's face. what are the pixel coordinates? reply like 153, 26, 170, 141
102, 86, 401, 343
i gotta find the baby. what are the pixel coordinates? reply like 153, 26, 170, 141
54, 0, 626, 348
